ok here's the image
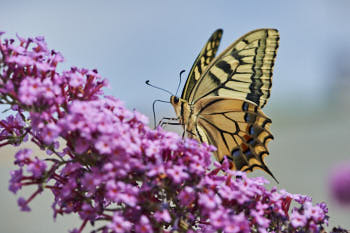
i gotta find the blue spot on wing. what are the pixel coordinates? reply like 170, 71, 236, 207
249, 126, 255, 135
242, 102, 249, 111
232, 149, 240, 157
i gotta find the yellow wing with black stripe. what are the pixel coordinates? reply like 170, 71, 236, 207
189, 29, 279, 108
194, 96, 275, 179
181, 29, 223, 101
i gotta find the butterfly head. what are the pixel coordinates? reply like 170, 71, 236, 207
170, 95, 186, 119
170, 95, 179, 104
170, 69, 186, 107
170, 95, 180, 107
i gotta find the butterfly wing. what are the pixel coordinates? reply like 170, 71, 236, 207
181, 29, 223, 101
189, 28, 279, 108
194, 96, 275, 179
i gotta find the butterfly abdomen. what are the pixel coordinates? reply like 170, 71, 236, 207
170, 96, 197, 136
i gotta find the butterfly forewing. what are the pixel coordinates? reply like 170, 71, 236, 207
189, 29, 279, 109
181, 29, 223, 101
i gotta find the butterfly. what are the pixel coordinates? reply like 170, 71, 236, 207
170, 29, 279, 180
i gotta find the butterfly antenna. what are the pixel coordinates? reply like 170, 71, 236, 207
145, 80, 174, 96
175, 69, 186, 96
152, 99, 170, 128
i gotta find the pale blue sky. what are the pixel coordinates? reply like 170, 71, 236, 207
2, 0, 350, 116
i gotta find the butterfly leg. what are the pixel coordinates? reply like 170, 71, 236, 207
157, 120, 194, 140
182, 124, 188, 139
160, 121, 189, 140
160, 121, 181, 128
157, 117, 179, 127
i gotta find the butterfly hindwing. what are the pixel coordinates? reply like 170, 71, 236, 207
181, 29, 223, 101
194, 96, 275, 177
189, 29, 279, 108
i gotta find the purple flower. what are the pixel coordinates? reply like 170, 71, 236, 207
33, 36, 48, 53
18, 77, 41, 105
17, 197, 31, 212
60, 178, 78, 198
179, 186, 196, 206
290, 210, 307, 228
166, 165, 189, 184
223, 212, 250, 233
198, 190, 221, 210
146, 164, 165, 177
95, 135, 114, 154
251, 207, 270, 228
7, 55, 34, 67
144, 141, 160, 157
14, 148, 32, 167
133, 111, 148, 125
42, 78, 60, 98
74, 138, 90, 154
0, 114, 25, 135
304, 201, 325, 222
81, 171, 102, 193
9, 169, 23, 193
293, 193, 312, 205
119, 193, 138, 207
209, 209, 227, 228
69, 229, 79, 233
60, 162, 83, 176
189, 158, 205, 174
135, 215, 153, 233
154, 209, 171, 223
317, 202, 329, 214
68, 72, 85, 87
108, 213, 132, 233
78, 203, 98, 221
42, 122, 61, 144
27, 157, 47, 178
105, 180, 123, 202
329, 161, 350, 205
52, 51, 64, 65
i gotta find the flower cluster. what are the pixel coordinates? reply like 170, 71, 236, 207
0, 32, 348, 233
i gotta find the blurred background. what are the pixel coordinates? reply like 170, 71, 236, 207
1, 0, 350, 232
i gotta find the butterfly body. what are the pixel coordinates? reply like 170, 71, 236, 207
170, 96, 198, 139
170, 29, 279, 179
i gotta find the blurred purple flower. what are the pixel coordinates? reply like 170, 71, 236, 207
166, 165, 189, 184
154, 209, 171, 223
78, 203, 98, 221
329, 161, 350, 206
17, 197, 31, 212
179, 186, 196, 206
9, 169, 23, 193
14, 149, 32, 167
135, 215, 153, 233
108, 213, 132, 233
26, 157, 47, 178
290, 210, 307, 228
